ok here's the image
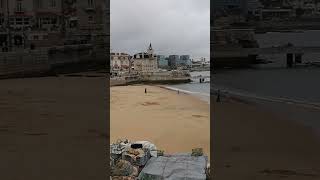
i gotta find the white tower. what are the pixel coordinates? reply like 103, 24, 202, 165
147, 43, 154, 56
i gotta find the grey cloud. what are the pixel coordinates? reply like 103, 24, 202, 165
111, 0, 209, 60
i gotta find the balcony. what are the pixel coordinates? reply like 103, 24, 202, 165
84, 6, 96, 12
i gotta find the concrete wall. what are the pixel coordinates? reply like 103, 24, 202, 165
110, 71, 191, 86
0, 49, 50, 77
0, 43, 107, 78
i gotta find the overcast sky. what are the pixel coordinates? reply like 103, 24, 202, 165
111, 0, 210, 60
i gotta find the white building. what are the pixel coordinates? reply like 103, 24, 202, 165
110, 52, 130, 75
132, 43, 158, 74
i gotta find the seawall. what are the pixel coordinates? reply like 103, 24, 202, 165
0, 44, 107, 79
110, 77, 191, 86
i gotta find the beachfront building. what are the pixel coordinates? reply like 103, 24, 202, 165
0, 0, 107, 49
110, 52, 130, 75
168, 55, 179, 69
179, 55, 192, 68
64, 0, 107, 44
0, 0, 64, 48
132, 43, 158, 74
157, 55, 168, 69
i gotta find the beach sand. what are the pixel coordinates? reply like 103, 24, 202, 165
110, 85, 210, 157
0, 75, 107, 180
213, 98, 320, 180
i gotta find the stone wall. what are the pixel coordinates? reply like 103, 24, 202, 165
0, 44, 107, 78
0, 49, 50, 77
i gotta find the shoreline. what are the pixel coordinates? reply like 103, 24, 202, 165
158, 85, 210, 104
211, 86, 320, 110
110, 84, 210, 157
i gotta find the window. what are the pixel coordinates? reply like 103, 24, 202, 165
24, 18, 30, 25
88, 0, 94, 7
0, 0, 3, 8
36, 0, 43, 8
16, 1, 22, 12
10, 18, 15, 25
51, 18, 57, 24
43, 35, 48, 39
50, 0, 56, 7
33, 35, 39, 40
16, 18, 22, 25
88, 16, 94, 23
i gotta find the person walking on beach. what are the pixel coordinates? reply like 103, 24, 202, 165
216, 90, 221, 102
178, 90, 180, 94
145, 88, 147, 94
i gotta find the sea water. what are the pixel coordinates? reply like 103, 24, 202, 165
212, 30, 320, 131
167, 71, 210, 104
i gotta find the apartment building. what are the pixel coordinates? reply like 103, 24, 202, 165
110, 52, 130, 74
64, 0, 107, 44
0, 0, 107, 49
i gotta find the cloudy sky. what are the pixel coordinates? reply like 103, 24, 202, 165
111, 0, 210, 60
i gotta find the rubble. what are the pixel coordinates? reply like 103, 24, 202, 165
111, 160, 138, 177
110, 139, 209, 180
192, 148, 204, 156
122, 147, 150, 167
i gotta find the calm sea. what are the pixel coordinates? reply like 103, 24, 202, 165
167, 71, 210, 104
212, 30, 320, 131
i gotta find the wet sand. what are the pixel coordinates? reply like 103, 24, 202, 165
110, 85, 210, 156
213, 98, 320, 180
0, 75, 107, 180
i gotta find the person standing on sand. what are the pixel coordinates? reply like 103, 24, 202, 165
145, 88, 147, 94
216, 90, 221, 102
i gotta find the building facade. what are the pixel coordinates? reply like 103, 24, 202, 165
168, 55, 179, 69
110, 52, 130, 75
157, 55, 168, 69
179, 55, 192, 67
0, 0, 64, 48
0, 0, 107, 50
64, 0, 107, 44
132, 43, 158, 73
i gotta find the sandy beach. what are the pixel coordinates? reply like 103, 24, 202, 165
0, 75, 107, 180
213, 97, 320, 180
110, 85, 210, 157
